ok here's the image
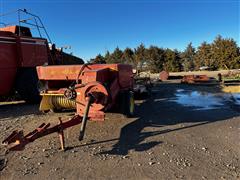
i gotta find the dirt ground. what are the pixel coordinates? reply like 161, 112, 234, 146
0, 81, 239, 180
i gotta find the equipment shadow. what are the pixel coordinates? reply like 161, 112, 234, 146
0, 102, 41, 120
97, 83, 239, 155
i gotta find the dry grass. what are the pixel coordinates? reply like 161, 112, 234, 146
140, 70, 238, 79
222, 85, 240, 93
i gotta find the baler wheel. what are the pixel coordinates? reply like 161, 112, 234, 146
15, 68, 41, 104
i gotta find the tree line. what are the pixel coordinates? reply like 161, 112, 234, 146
89, 35, 240, 72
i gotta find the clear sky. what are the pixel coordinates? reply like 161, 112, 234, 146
0, 0, 239, 61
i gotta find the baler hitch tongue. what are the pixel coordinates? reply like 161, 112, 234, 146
79, 93, 95, 141
2, 94, 95, 151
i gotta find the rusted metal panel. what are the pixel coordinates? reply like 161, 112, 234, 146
0, 26, 18, 34
159, 71, 169, 81
37, 64, 133, 83
181, 75, 210, 84
20, 37, 49, 67
0, 32, 18, 95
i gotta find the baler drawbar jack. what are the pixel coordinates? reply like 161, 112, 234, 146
2, 94, 94, 151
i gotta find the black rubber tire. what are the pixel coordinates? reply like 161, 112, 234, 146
119, 91, 135, 117
15, 68, 41, 104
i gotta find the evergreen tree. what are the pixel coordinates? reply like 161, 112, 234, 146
194, 42, 214, 69
233, 55, 240, 69
122, 47, 134, 65
211, 35, 239, 69
164, 49, 182, 72
91, 54, 106, 64
181, 43, 195, 71
110, 47, 123, 63
134, 43, 146, 70
146, 46, 165, 73
90, 35, 240, 71
104, 51, 111, 64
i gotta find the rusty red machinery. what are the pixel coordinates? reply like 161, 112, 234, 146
159, 71, 169, 81
0, 9, 83, 103
181, 75, 210, 84
2, 64, 135, 151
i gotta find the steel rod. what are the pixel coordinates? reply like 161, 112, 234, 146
79, 94, 94, 141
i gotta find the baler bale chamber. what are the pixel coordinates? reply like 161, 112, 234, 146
37, 64, 135, 121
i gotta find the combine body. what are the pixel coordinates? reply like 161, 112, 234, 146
37, 64, 134, 121
0, 25, 49, 96
0, 9, 83, 102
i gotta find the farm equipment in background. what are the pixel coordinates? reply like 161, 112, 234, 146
0, 9, 83, 103
181, 75, 210, 84
159, 71, 169, 81
133, 72, 153, 98
221, 70, 240, 84
2, 64, 135, 151
219, 70, 240, 93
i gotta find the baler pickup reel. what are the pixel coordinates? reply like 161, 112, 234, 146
2, 64, 134, 151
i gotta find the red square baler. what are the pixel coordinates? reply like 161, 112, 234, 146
37, 64, 135, 121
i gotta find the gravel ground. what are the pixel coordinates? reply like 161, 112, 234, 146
0, 82, 239, 180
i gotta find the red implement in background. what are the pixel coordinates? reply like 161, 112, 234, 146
181, 75, 210, 84
159, 71, 169, 81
